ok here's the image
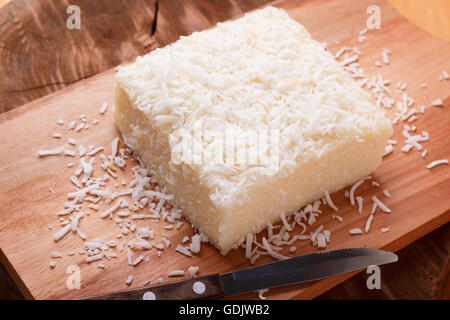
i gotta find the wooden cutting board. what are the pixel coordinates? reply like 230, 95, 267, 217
0, 0, 449, 300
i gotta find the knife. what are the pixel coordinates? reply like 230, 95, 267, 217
81, 248, 397, 300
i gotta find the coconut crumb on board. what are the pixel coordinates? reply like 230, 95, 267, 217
381, 51, 389, 64
432, 99, 443, 107
365, 215, 374, 233
371, 181, 380, 187
168, 270, 185, 277
75, 123, 85, 132
316, 233, 327, 248
38, 147, 64, 157
125, 275, 133, 285
426, 159, 448, 169
99, 102, 108, 115
356, 196, 363, 215
51, 252, 62, 258
176, 245, 192, 257
257, 289, 269, 300
53, 225, 71, 242
262, 237, 289, 260
383, 144, 393, 156
349, 179, 364, 206
86, 254, 103, 263
340, 55, 359, 66
372, 196, 391, 213
349, 228, 363, 235
64, 150, 76, 157
189, 234, 201, 254
324, 190, 338, 211
188, 266, 199, 278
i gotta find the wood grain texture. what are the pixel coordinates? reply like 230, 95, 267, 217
0, 0, 271, 112
0, 0, 449, 300
0, 0, 157, 112
154, 0, 273, 47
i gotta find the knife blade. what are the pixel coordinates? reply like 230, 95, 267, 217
219, 248, 397, 296
81, 248, 397, 300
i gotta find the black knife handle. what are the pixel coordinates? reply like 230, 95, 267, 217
81, 274, 223, 300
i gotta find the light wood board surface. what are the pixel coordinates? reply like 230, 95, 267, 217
0, 0, 449, 300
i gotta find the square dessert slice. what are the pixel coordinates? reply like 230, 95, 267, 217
114, 6, 392, 253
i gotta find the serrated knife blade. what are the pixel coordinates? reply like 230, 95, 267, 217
219, 248, 398, 296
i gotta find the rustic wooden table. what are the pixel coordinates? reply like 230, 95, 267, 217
0, 0, 448, 300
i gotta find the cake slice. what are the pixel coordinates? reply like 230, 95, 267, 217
114, 6, 392, 253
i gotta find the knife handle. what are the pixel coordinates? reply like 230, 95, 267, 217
81, 274, 223, 300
